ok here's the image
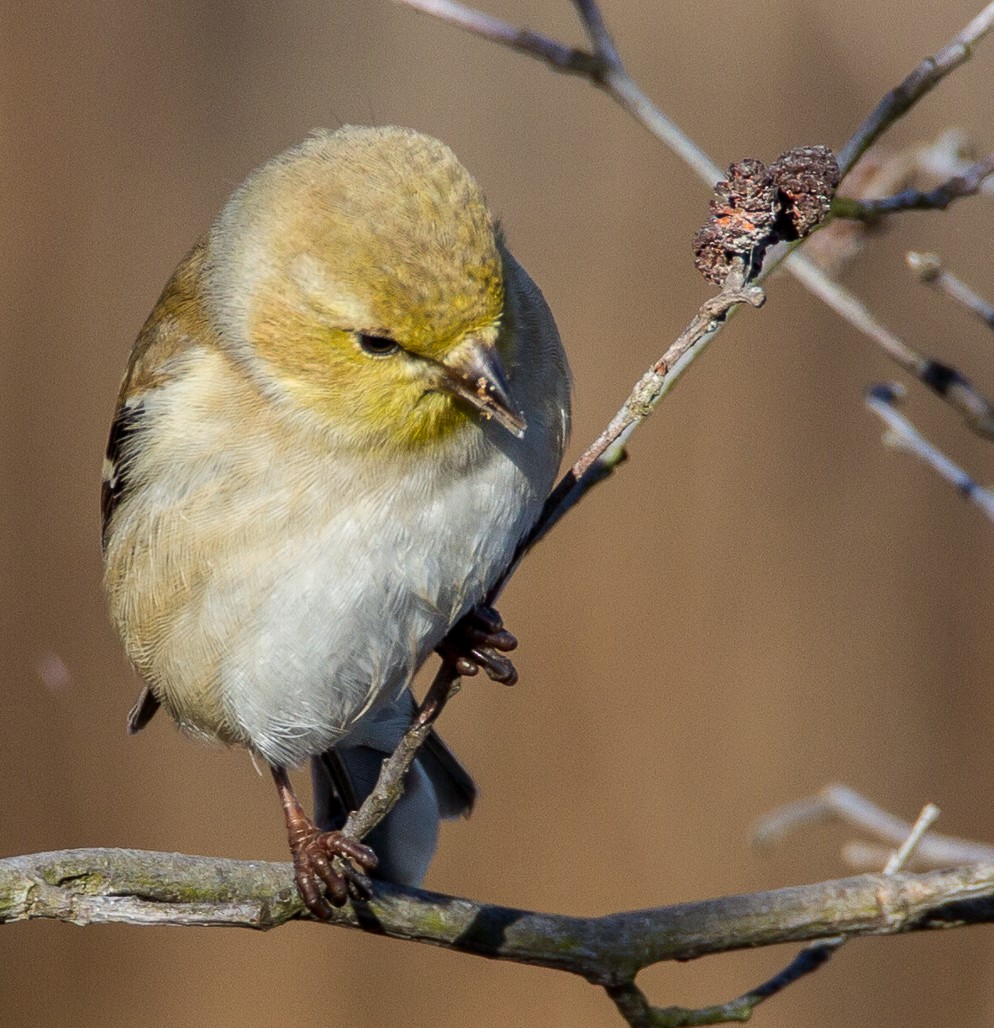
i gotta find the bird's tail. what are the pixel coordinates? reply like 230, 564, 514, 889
310, 689, 476, 887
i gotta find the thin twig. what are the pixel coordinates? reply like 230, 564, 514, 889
524, 269, 764, 554
401, 0, 600, 73
342, 665, 461, 840
908, 251, 994, 329
837, 2, 994, 175
397, 0, 722, 184
755, 784, 994, 868
885, 803, 942, 874
571, 0, 621, 66
787, 258, 994, 437
866, 384, 994, 521
833, 152, 994, 219
345, 271, 766, 845
398, 0, 994, 442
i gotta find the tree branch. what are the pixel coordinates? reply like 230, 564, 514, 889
30, 5, 994, 1025
787, 257, 994, 437
864, 384, 994, 521
833, 152, 994, 219
333, 7, 994, 1011
618, 802, 943, 1026
342, 270, 765, 850
5, 847, 994, 981
757, 784, 994, 870
397, 0, 994, 440
837, 2, 994, 175
908, 250, 994, 329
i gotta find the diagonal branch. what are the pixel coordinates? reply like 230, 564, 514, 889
522, 269, 765, 553
908, 251, 994, 329
344, 271, 765, 846
786, 257, 994, 436
837, 2, 994, 175
865, 384, 994, 521
398, 0, 722, 184
397, 0, 994, 441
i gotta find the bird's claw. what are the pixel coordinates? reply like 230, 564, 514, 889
440, 605, 519, 686
288, 825, 378, 919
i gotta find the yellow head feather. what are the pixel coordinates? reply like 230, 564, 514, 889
202, 126, 509, 449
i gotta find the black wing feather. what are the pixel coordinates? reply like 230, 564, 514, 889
101, 399, 144, 552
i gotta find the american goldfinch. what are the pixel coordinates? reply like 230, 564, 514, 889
102, 126, 571, 916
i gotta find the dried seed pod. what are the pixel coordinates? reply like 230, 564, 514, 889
693, 159, 779, 284
693, 146, 840, 285
770, 145, 841, 238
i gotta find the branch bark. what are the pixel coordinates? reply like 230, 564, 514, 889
4, 847, 994, 984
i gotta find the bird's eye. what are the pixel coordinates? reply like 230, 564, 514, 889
356, 332, 400, 357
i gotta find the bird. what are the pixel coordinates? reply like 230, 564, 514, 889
101, 125, 571, 916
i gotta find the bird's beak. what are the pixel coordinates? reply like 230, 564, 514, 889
440, 338, 527, 439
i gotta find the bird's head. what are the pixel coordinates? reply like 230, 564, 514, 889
202, 126, 526, 451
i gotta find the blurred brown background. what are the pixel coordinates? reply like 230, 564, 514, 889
4, 1, 994, 1025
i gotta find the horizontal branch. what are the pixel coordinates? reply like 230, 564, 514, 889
4, 848, 994, 985
833, 152, 994, 220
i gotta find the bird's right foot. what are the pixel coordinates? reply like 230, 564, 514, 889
438, 604, 519, 685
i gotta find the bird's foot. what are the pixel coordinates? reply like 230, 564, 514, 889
287, 818, 378, 918
272, 765, 377, 918
439, 605, 519, 685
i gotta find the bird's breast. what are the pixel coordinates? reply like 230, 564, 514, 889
105, 347, 548, 767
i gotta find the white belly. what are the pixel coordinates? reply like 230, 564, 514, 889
216, 445, 536, 766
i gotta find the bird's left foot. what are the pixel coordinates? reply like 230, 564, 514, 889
289, 823, 377, 918
439, 605, 519, 685
272, 766, 378, 918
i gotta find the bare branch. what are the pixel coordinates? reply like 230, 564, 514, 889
756, 785, 994, 869
399, 0, 601, 73
5, 848, 994, 987
527, 269, 765, 551
866, 384, 994, 520
885, 803, 943, 874
344, 273, 765, 845
655, 802, 947, 1027
606, 939, 845, 1027
396, 0, 723, 185
787, 259, 994, 438
571, 0, 621, 67
341, 666, 461, 849
837, 2, 994, 175
344, 0, 994, 955
397, 0, 994, 442
908, 251, 994, 329
834, 152, 994, 219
